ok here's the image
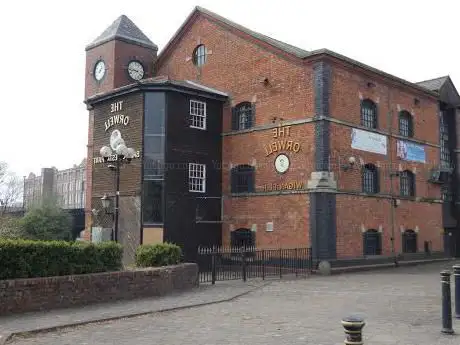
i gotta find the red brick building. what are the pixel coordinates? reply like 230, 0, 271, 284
83, 7, 460, 264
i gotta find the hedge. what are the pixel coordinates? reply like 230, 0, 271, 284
0, 239, 123, 280
135, 242, 182, 268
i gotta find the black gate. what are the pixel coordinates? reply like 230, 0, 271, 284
197, 246, 313, 284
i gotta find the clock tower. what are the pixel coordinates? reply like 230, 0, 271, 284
84, 14, 158, 99
83, 15, 157, 242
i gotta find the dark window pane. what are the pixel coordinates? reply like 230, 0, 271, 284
399, 111, 413, 137
402, 230, 417, 253
361, 99, 377, 129
144, 92, 165, 135
144, 135, 164, 154
363, 230, 382, 255
143, 180, 163, 224
362, 164, 378, 194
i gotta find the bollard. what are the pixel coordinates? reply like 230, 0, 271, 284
453, 265, 460, 319
441, 270, 454, 334
341, 315, 365, 345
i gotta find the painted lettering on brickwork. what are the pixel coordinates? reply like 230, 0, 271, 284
263, 125, 301, 156
105, 101, 130, 131
262, 181, 304, 192
93, 150, 141, 164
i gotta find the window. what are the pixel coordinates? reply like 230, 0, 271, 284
360, 99, 377, 129
399, 110, 413, 137
144, 92, 166, 179
362, 164, 379, 194
232, 102, 255, 130
441, 187, 452, 202
402, 229, 417, 253
143, 180, 163, 224
192, 44, 207, 67
190, 100, 206, 130
363, 229, 382, 256
400, 170, 415, 197
189, 163, 206, 193
231, 228, 255, 248
231, 165, 255, 193
440, 113, 450, 167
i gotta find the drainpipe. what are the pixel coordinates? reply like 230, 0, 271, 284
387, 95, 398, 266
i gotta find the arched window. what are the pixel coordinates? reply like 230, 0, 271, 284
231, 165, 255, 193
399, 110, 414, 137
400, 170, 415, 197
231, 228, 255, 248
363, 229, 382, 256
232, 102, 255, 130
402, 229, 417, 253
362, 163, 379, 194
192, 44, 207, 67
360, 99, 378, 129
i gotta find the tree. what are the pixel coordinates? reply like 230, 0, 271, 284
0, 161, 23, 216
0, 215, 25, 239
19, 199, 73, 241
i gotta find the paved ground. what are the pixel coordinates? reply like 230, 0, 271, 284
5, 261, 460, 345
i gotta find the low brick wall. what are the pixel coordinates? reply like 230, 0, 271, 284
0, 263, 198, 316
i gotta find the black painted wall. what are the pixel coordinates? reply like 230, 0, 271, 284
310, 61, 337, 261
163, 91, 223, 261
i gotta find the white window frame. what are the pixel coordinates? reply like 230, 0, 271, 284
189, 100, 207, 130
188, 163, 206, 193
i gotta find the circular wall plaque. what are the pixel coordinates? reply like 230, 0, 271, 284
274, 154, 290, 174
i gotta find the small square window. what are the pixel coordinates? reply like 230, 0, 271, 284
190, 100, 206, 130
189, 163, 206, 193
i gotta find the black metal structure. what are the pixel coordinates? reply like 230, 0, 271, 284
197, 246, 313, 284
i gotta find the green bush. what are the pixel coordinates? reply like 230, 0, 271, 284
135, 242, 182, 268
0, 239, 123, 280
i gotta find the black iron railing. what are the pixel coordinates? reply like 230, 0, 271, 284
197, 246, 313, 284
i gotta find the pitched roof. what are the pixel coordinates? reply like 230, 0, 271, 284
195, 7, 310, 58
415, 76, 449, 92
86, 15, 157, 51
157, 7, 439, 98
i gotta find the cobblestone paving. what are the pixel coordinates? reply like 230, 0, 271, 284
7, 261, 460, 345
0, 280, 267, 334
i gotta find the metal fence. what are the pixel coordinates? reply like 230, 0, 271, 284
197, 246, 313, 284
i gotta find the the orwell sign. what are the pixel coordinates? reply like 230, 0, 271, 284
93, 100, 140, 164
104, 101, 130, 131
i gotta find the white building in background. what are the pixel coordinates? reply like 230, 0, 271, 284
23, 159, 86, 210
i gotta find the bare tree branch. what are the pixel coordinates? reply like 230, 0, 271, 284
0, 162, 23, 216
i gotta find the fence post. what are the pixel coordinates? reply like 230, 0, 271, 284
262, 249, 265, 280
242, 247, 247, 282
279, 248, 282, 279
453, 265, 460, 319
341, 315, 365, 345
295, 248, 298, 277
441, 270, 454, 334
211, 249, 216, 285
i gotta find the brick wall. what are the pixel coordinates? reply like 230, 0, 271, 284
156, 14, 315, 248
90, 93, 143, 229
0, 263, 198, 316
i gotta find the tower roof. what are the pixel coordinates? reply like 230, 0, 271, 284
86, 15, 157, 51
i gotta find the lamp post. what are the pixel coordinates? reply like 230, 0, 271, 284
99, 141, 136, 242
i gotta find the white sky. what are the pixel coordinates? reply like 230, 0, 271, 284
1, 0, 458, 178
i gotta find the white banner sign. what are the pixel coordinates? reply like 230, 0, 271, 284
351, 128, 387, 155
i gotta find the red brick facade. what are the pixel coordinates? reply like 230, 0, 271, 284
155, 9, 444, 257
84, 8, 449, 261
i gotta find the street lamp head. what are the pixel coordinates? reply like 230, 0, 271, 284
115, 143, 128, 157
100, 194, 111, 209
125, 147, 136, 160
100, 146, 112, 158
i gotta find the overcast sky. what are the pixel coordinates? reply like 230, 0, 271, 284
1, 0, 457, 178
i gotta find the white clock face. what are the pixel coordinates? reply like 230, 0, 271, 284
94, 60, 106, 81
274, 154, 290, 174
128, 61, 144, 81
